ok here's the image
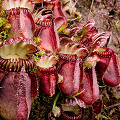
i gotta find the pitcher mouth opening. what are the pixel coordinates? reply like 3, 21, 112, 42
2, 0, 34, 10
0, 37, 39, 72
36, 54, 58, 69
59, 43, 88, 61
60, 105, 82, 120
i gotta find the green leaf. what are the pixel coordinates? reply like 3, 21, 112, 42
0, 17, 6, 27
57, 23, 68, 33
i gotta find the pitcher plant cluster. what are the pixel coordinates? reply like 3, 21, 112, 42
0, 0, 119, 120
